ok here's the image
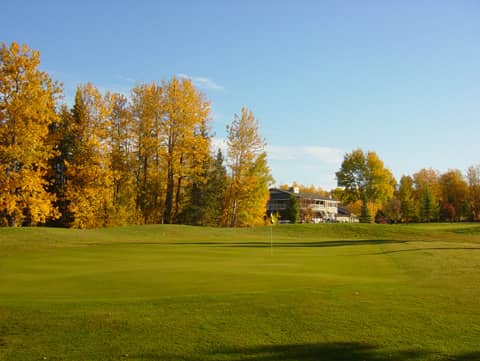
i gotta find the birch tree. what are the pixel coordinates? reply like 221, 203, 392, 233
161, 77, 211, 224
130, 82, 164, 223
65, 84, 115, 228
226, 107, 272, 227
0, 42, 62, 226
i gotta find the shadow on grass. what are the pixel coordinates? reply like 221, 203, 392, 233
210, 342, 425, 360
451, 225, 480, 235
165, 239, 408, 248
135, 342, 480, 360
86, 239, 480, 254
451, 352, 480, 361
377, 247, 480, 255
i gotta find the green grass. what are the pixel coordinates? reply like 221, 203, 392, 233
1, 223, 480, 360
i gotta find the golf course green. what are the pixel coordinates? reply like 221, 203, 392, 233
1, 223, 479, 360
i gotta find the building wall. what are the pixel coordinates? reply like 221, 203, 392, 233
267, 189, 358, 223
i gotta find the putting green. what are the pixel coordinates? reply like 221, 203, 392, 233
1, 224, 479, 360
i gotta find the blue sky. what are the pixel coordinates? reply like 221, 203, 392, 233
2, 0, 479, 189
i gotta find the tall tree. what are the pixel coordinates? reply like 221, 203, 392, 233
413, 168, 440, 222
420, 186, 438, 222
285, 193, 300, 224
200, 149, 228, 226
0, 42, 62, 226
109, 93, 136, 224
279, 183, 329, 198
226, 108, 272, 227
383, 197, 402, 223
438, 169, 469, 221
130, 78, 211, 225
46, 105, 75, 226
130, 82, 164, 223
398, 175, 416, 223
64, 84, 115, 228
467, 164, 480, 221
336, 149, 396, 223
161, 77, 211, 224
179, 149, 227, 226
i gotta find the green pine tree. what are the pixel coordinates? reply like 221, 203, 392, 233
285, 193, 300, 223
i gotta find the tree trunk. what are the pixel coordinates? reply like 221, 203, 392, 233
164, 164, 174, 224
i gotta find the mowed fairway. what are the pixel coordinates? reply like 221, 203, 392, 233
1, 224, 480, 361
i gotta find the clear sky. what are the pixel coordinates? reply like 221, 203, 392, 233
2, 0, 479, 189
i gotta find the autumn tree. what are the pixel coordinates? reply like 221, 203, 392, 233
330, 188, 344, 202
336, 149, 396, 223
412, 168, 440, 218
398, 175, 417, 222
0, 42, 62, 226
226, 107, 272, 227
279, 182, 329, 197
64, 84, 115, 228
467, 164, 480, 221
161, 77, 211, 224
438, 169, 469, 221
130, 82, 164, 223
383, 197, 402, 223
109, 93, 136, 224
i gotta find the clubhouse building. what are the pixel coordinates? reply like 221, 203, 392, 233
267, 187, 357, 223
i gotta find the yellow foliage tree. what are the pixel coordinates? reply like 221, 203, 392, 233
130, 82, 165, 223
413, 168, 441, 200
130, 78, 211, 224
412, 168, 440, 221
65, 84, 115, 228
336, 149, 396, 223
467, 165, 480, 221
438, 169, 469, 221
0, 42, 62, 226
109, 93, 137, 224
278, 182, 329, 197
226, 108, 272, 227
161, 77, 211, 224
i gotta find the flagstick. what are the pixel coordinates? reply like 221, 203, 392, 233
270, 223, 273, 256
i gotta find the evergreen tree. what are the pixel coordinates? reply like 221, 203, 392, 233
180, 149, 227, 226
46, 105, 75, 226
285, 193, 300, 223
202, 149, 228, 226
398, 175, 416, 223
420, 186, 438, 222
359, 194, 372, 223
413, 168, 440, 220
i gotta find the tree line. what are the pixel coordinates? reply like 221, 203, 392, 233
335, 149, 480, 223
0, 42, 272, 228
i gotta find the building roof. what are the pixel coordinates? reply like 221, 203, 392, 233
269, 188, 339, 203
338, 206, 352, 216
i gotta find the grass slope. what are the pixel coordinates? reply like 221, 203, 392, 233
1, 223, 480, 360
